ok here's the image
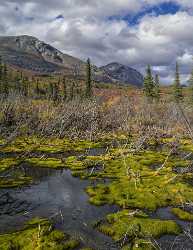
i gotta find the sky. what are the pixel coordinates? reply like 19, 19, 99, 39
0, 0, 193, 84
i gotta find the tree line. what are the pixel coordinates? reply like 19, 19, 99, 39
0, 57, 93, 101
143, 62, 193, 103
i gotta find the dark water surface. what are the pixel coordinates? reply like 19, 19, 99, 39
149, 207, 193, 250
0, 165, 118, 249
1, 144, 193, 249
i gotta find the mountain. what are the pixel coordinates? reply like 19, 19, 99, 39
100, 62, 144, 87
0, 35, 143, 86
0, 35, 85, 74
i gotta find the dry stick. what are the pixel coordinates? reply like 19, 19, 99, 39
121, 230, 129, 247
175, 104, 193, 244
156, 147, 175, 173
90, 167, 95, 175
130, 135, 149, 153
177, 104, 193, 140
184, 229, 193, 243
183, 152, 193, 160
0, 122, 23, 149
60, 210, 64, 223
170, 234, 183, 250
38, 224, 41, 239
149, 238, 162, 250
116, 132, 152, 188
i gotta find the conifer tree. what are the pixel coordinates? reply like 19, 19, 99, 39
75, 82, 81, 98
2, 63, 9, 97
48, 82, 54, 100
143, 65, 155, 101
69, 81, 75, 101
13, 71, 20, 94
154, 74, 160, 101
62, 76, 67, 101
14, 72, 21, 94
35, 79, 40, 97
85, 58, 92, 98
22, 76, 29, 97
53, 81, 59, 102
173, 62, 183, 102
0, 56, 3, 94
188, 68, 193, 103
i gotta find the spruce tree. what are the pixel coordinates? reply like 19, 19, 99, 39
188, 69, 193, 103
48, 82, 54, 100
173, 62, 183, 102
53, 81, 59, 103
143, 65, 155, 101
22, 76, 29, 97
62, 76, 67, 101
2, 63, 9, 97
18, 71, 22, 94
35, 79, 40, 97
85, 58, 92, 98
154, 74, 160, 101
69, 81, 75, 101
0, 56, 3, 95
14, 72, 21, 94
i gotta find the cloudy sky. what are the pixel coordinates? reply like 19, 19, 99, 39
1, 0, 193, 84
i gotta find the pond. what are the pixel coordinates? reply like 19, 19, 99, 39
0, 164, 119, 249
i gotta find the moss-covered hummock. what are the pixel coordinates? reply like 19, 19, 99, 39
0, 218, 79, 250
97, 210, 181, 249
0, 176, 32, 188
85, 149, 193, 210
1, 136, 102, 154
1, 136, 193, 248
25, 157, 64, 169
0, 158, 32, 188
171, 208, 193, 221
0, 158, 21, 173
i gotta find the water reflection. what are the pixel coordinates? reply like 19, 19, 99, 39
0, 166, 118, 249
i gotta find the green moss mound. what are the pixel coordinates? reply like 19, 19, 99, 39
0, 158, 21, 173
0, 218, 79, 250
25, 157, 64, 169
85, 148, 193, 210
1, 136, 101, 154
97, 210, 181, 249
0, 176, 32, 188
171, 208, 193, 221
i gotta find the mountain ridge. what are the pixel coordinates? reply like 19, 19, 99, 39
100, 62, 143, 87
0, 35, 143, 86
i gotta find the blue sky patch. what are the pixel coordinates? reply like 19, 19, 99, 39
56, 15, 64, 20
109, 1, 180, 25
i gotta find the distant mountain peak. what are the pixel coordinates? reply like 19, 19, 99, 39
100, 62, 143, 87
0, 35, 84, 73
0, 35, 143, 87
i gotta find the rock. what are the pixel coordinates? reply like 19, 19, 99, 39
100, 62, 144, 87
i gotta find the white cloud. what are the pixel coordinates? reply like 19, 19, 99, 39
0, 0, 193, 84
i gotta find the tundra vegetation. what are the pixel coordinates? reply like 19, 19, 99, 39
1, 59, 193, 249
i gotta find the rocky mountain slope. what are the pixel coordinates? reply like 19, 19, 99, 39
0, 35, 84, 74
100, 62, 144, 87
0, 35, 143, 86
